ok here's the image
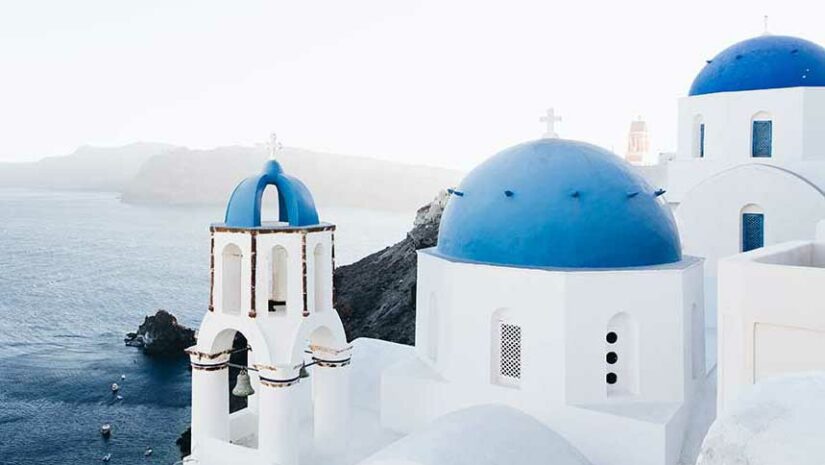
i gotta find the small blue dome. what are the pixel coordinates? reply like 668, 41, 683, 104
224, 160, 319, 228
690, 35, 825, 96
436, 139, 682, 269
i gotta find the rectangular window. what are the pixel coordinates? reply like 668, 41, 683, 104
699, 123, 705, 158
742, 213, 765, 252
752, 121, 772, 158
498, 322, 522, 383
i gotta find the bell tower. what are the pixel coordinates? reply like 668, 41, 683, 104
186, 150, 352, 465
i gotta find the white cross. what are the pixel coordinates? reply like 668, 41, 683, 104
267, 132, 282, 159
540, 108, 562, 139
763, 15, 770, 35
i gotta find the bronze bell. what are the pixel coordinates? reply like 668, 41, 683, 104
232, 369, 255, 397
299, 362, 310, 379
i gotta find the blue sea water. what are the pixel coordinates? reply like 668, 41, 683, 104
0, 189, 412, 465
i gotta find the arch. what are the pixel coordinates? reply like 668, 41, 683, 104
427, 293, 439, 362
606, 312, 638, 397
491, 308, 522, 387
225, 160, 319, 227
313, 243, 328, 313
741, 203, 765, 252
751, 111, 773, 158
269, 246, 288, 312
221, 244, 243, 314
693, 114, 705, 158
288, 314, 348, 365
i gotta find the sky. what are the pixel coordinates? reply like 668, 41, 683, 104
2, 0, 824, 169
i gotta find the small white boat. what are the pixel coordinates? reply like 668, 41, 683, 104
102, 453, 112, 462
100, 424, 112, 437
121, 374, 126, 380
111, 383, 119, 392
144, 447, 153, 457
116, 395, 123, 401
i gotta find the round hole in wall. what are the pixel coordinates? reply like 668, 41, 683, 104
606, 352, 618, 364
606, 332, 618, 344
606, 372, 618, 385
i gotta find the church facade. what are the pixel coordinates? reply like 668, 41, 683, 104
183, 32, 825, 465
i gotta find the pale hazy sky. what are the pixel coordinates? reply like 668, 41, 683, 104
2, 0, 824, 168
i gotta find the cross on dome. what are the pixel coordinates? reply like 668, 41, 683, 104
539, 108, 562, 139
267, 132, 282, 160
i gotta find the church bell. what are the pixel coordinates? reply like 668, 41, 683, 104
232, 369, 255, 397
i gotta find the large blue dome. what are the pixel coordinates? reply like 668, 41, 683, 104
689, 35, 825, 96
435, 139, 682, 269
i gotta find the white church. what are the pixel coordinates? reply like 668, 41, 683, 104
184, 33, 825, 465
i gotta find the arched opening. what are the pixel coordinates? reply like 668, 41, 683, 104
606, 312, 638, 397
202, 328, 259, 450
751, 111, 773, 158
427, 293, 439, 362
491, 308, 522, 387
693, 114, 705, 158
260, 185, 283, 225
222, 244, 243, 314
269, 246, 288, 313
741, 204, 765, 252
313, 243, 327, 313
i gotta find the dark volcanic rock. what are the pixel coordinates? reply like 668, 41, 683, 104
333, 191, 448, 345
124, 310, 196, 357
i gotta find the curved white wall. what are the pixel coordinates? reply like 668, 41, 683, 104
676, 164, 825, 275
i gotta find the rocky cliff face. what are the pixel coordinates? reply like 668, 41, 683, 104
333, 191, 449, 345
124, 310, 196, 357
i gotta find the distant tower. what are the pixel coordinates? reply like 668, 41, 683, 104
539, 108, 562, 139
186, 155, 351, 465
625, 117, 650, 165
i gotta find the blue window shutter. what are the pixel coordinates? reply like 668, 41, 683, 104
752, 121, 772, 157
742, 213, 764, 252
699, 123, 705, 158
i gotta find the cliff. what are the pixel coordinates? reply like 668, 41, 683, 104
333, 191, 448, 345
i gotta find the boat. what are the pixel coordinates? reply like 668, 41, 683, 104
102, 453, 112, 462
144, 447, 153, 457
100, 424, 112, 437
111, 383, 119, 392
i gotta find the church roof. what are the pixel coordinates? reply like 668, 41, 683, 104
689, 35, 825, 96
358, 405, 592, 465
224, 160, 319, 228
435, 139, 682, 269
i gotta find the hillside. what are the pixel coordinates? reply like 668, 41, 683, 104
0, 143, 177, 191
121, 145, 463, 212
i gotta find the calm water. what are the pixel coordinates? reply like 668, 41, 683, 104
0, 189, 412, 465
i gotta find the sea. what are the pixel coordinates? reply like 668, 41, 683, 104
0, 189, 413, 465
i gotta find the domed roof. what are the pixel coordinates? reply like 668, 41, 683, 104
689, 35, 825, 96
224, 160, 319, 228
436, 139, 681, 269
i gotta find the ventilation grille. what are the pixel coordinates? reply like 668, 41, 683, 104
499, 323, 522, 380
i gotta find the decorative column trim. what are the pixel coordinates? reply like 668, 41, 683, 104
209, 233, 215, 311
191, 361, 229, 371
259, 375, 301, 388
249, 232, 258, 318
302, 232, 309, 317
312, 357, 352, 368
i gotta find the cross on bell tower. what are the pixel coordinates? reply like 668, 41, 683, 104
267, 133, 282, 160
540, 108, 562, 139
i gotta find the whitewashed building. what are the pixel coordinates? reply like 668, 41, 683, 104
716, 221, 825, 413
657, 34, 825, 281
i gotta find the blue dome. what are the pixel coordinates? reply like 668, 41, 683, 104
689, 35, 825, 96
435, 139, 682, 269
224, 160, 319, 228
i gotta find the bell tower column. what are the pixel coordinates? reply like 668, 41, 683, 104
312, 346, 352, 455
257, 365, 302, 465
189, 352, 230, 452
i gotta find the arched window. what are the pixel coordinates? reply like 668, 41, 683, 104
222, 244, 243, 314
313, 243, 327, 313
606, 312, 638, 397
741, 204, 765, 252
427, 294, 439, 362
751, 112, 772, 158
491, 309, 522, 387
693, 115, 705, 158
269, 246, 288, 312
